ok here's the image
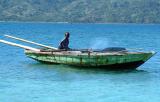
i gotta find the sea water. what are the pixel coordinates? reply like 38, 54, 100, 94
0, 22, 160, 102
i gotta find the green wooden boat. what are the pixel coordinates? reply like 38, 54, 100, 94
0, 35, 156, 69
25, 48, 155, 69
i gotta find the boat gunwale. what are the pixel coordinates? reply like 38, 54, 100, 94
25, 49, 154, 57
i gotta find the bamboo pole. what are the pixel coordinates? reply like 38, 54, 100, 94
4, 35, 58, 50
0, 40, 40, 52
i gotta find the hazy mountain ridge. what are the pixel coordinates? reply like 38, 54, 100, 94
0, 0, 160, 23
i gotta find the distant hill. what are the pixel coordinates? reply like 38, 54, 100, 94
0, 0, 160, 23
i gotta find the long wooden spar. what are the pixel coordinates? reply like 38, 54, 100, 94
0, 40, 40, 52
4, 35, 58, 50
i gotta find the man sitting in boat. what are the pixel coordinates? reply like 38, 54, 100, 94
58, 32, 70, 50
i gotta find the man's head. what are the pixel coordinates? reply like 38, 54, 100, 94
65, 32, 70, 38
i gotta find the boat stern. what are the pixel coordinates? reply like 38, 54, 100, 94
24, 49, 39, 60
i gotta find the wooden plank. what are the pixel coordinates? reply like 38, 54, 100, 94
0, 39, 40, 52
4, 34, 58, 50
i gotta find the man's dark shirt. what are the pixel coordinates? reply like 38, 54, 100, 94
58, 37, 69, 50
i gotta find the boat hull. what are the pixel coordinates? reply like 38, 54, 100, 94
25, 50, 155, 69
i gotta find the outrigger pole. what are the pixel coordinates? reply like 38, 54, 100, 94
4, 35, 58, 50
0, 40, 40, 52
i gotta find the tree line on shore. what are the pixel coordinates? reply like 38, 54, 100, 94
0, 0, 160, 23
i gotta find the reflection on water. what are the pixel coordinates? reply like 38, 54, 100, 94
25, 62, 151, 84
27, 62, 148, 74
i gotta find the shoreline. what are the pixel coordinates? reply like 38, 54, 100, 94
0, 21, 159, 25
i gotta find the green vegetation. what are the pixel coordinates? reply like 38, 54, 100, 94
0, 0, 160, 23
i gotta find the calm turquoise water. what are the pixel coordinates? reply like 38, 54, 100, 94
0, 22, 160, 102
